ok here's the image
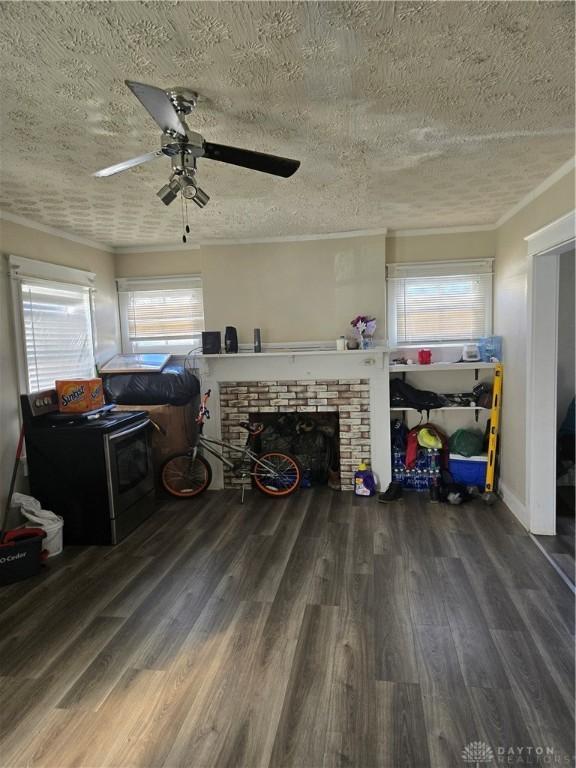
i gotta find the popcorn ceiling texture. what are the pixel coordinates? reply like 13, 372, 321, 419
0, 1, 573, 247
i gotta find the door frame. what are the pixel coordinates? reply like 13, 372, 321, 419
525, 211, 575, 534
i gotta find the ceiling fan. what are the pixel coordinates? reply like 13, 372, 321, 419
93, 81, 301, 210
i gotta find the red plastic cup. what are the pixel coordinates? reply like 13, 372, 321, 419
418, 349, 432, 364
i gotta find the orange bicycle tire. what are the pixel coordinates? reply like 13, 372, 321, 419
252, 452, 301, 497
161, 453, 212, 498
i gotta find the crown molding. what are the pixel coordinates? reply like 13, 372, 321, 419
496, 156, 576, 228
113, 241, 201, 254
389, 224, 496, 237
200, 228, 389, 246
113, 227, 390, 254
524, 209, 575, 256
0, 210, 114, 253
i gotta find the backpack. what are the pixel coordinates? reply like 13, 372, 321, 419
405, 423, 449, 470
390, 378, 447, 416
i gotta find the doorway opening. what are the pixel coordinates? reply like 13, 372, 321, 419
525, 212, 575, 589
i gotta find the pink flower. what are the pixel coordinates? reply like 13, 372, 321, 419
350, 315, 376, 336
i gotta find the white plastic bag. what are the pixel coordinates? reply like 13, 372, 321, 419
11, 492, 42, 516
11, 493, 64, 557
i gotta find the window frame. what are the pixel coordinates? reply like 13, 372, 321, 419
386, 259, 494, 347
9, 255, 97, 394
116, 274, 204, 355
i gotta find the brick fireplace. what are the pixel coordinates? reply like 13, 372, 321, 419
219, 379, 370, 490
193, 347, 390, 492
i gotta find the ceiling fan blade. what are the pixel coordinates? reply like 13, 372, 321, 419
125, 80, 187, 139
203, 142, 300, 178
93, 149, 164, 178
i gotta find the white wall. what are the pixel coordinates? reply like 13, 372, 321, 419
0, 220, 120, 514
557, 249, 575, 428
494, 169, 575, 507
386, 229, 495, 264
115, 229, 497, 346
116, 235, 388, 344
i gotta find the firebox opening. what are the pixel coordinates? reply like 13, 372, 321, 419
249, 412, 340, 489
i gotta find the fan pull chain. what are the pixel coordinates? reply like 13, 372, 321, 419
180, 192, 187, 243
185, 197, 190, 235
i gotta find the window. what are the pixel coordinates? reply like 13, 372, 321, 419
387, 259, 493, 346
117, 276, 204, 354
21, 282, 95, 390
9, 256, 96, 392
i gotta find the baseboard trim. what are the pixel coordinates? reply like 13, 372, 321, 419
499, 483, 574, 593
499, 482, 529, 530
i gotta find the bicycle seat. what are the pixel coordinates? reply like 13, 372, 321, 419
239, 421, 264, 435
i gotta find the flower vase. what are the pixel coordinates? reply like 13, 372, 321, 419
360, 336, 374, 350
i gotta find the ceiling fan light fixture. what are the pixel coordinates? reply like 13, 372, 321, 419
179, 174, 210, 207
181, 180, 198, 200
156, 177, 180, 206
192, 187, 210, 208
93, 81, 300, 215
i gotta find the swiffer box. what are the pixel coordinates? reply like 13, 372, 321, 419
56, 378, 104, 413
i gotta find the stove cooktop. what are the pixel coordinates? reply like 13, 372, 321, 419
27, 408, 148, 433
21, 391, 149, 434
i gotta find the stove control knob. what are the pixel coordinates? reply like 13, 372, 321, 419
35, 399, 42, 407
43, 397, 51, 405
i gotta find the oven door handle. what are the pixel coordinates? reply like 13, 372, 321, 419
106, 418, 151, 441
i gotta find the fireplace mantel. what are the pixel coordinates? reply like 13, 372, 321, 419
192, 348, 391, 491
197, 347, 388, 360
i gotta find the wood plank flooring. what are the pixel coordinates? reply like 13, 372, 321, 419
535, 512, 575, 587
0, 489, 574, 768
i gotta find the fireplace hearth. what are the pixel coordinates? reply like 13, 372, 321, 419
219, 379, 370, 490
250, 411, 340, 488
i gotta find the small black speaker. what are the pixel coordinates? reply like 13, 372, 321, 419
224, 326, 238, 353
253, 328, 262, 353
202, 331, 221, 355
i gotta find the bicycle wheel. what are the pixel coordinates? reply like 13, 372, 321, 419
161, 453, 212, 498
252, 452, 301, 497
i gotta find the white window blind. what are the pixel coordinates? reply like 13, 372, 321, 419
21, 281, 95, 391
117, 276, 204, 353
387, 260, 493, 345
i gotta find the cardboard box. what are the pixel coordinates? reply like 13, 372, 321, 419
114, 403, 197, 473
56, 378, 105, 413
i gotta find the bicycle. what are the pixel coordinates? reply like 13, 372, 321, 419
161, 389, 302, 500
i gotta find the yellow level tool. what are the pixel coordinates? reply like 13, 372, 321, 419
485, 363, 503, 493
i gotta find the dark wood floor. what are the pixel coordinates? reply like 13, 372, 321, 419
536, 510, 575, 586
0, 489, 574, 768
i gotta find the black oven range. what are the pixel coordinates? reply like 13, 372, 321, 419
21, 390, 155, 546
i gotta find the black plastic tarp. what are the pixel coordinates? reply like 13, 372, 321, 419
103, 363, 200, 406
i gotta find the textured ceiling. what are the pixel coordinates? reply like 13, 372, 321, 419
0, 1, 574, 247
